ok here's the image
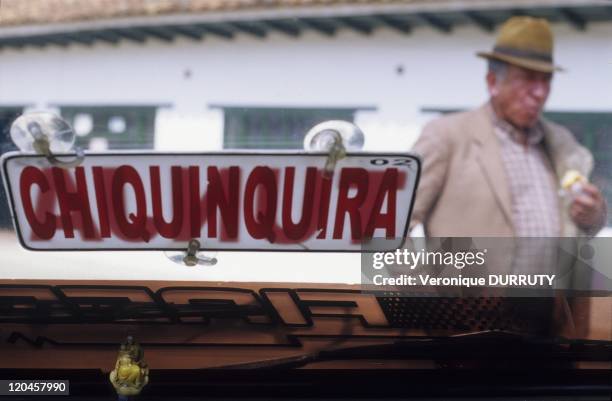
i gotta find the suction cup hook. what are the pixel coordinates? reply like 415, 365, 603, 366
10, 111, 84, 168
303, 120, 365, 178
165, 239, 218, 267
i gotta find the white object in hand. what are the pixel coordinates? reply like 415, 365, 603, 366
560, 170, 587, 197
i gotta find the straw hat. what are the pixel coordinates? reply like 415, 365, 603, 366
477, 16, 563, 73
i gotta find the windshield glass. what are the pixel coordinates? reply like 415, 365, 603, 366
0, 0, 610, 386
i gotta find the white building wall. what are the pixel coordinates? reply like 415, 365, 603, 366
0, 21, 611, 152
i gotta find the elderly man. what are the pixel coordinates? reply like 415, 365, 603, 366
410, 16, 607, 238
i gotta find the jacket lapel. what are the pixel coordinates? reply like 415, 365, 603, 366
541, 120, 593, 180
471, 105, 514, 228
541, 119, 593, 237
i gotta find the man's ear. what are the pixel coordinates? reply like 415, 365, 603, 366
486, 71, 498, 96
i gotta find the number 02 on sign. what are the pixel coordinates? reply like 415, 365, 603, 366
1, 152, 420, 251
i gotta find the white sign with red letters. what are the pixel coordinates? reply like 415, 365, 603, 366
1, 151, 420, 251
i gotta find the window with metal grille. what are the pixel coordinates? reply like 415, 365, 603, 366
59, 106, 158, 151
544, 111, 612, 226
222, 107, 360, 150
0, 107, 23, 230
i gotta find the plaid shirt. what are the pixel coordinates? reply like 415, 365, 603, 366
489, 106, 561, 238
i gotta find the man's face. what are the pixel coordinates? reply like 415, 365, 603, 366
488, 64, 552, 129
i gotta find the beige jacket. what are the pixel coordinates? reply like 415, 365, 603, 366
410, 104, 596, 237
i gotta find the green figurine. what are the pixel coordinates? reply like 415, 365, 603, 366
110, 336, 149, 400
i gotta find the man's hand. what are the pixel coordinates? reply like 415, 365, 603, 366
570, 183, 607, 232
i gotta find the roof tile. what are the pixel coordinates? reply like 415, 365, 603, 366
0, 0, 421, 27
